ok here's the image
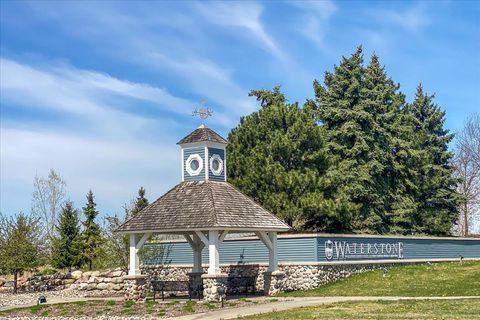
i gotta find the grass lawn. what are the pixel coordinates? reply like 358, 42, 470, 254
278, 261, 480, 297
240, 298, 480, 320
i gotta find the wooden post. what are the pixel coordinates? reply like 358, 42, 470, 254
128, 233, 150, 276
192, 234, 203, 273
208, 230, 220, 274
268, 232, 278, 272
129, 234, 139, 276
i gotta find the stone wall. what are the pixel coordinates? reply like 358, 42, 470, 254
142, 261, 411, 294
0, 261, 421, 297
0, 269, 127, 293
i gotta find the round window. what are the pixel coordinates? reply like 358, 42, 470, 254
211, 159, 220, 171
209, 154, 224, 176
190, 159, 199, 171
185, 154, 203, 176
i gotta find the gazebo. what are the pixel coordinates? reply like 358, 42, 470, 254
117, 124, 290, 300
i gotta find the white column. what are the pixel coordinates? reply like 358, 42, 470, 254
129, 234, 140, 276
268, 232, 278, 272
192, 234, 203, 273
208, 230, 220, 274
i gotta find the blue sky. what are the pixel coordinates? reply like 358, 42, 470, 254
1, 1, 479, 220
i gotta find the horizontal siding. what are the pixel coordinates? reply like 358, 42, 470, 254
144, 236, 317, 265
208, 147, 225, 181
143, 235, 480, 266
183, 147, 205, 181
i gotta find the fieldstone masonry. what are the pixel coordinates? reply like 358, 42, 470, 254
11, 269, 127, 293
188, 272, 204, 291
142, 261, 408, 297
123, 275, 147, 301
264, 271, 285, 295
1, 262, 420, 301
201, 274, 228, 301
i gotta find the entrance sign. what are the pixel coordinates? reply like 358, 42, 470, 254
144, 233, 480, 265
324, 240, 404, 261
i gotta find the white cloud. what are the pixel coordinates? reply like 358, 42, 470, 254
15, 3, 258, 126
196, 1, 286, 60
0, 57, 194, 216
145, 53, 256, 125
369, 4, 432, 33
1, 58, 193, 117
1, 128, 180, 217
292, 0, 337, 50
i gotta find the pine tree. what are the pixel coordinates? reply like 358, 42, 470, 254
130, 187, 149, 217
82, 190, 103, 270
227, 87, 353, 231
51, 201, 82, 271
405, 85, 461, 235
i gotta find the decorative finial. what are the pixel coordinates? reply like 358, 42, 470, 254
192, 101, 213, 125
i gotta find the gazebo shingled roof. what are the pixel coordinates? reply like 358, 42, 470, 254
117, 180, 289, 233
176, 125, 228, 145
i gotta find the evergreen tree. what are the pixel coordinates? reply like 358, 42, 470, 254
51, 201, 82, 271
130, 187, 149, 217
228, 87, 353, 231
0, 213, 41, 293
405, 85, 461, 235
82, 190, 103, 270
314, 47, 390, 232
360, 54, 421, 234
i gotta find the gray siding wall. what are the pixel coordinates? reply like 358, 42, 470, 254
207, 147, 226, 181
144, 234, 480, 266
144, 236, 317, 265
183, 147, 205, 181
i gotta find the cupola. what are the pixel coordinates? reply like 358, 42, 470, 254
177, 124, 228, 182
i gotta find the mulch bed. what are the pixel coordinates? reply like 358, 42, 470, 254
0, 296, 275, 318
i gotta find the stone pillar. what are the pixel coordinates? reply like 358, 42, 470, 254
123, 275, 147, 301
188, 271, 204, 294
264, 270, 284, 296
202, 273, 228, 301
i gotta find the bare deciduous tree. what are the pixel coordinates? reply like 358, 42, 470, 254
454, 114, 480, 236
31, 169, 67, 242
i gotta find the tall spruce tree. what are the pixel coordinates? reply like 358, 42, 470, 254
405, 85, 461, 235
227, 87, 353, 230
82, 190, 102, 270
314, 47, 391, 232
51, 201, 82, 271
130, 187, 149, 217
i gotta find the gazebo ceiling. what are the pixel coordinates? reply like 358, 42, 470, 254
117, 180, 290, 233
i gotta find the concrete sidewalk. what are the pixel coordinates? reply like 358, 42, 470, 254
171, 296, 480, 320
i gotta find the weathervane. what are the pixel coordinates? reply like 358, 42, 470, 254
192, 101, 213, 125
